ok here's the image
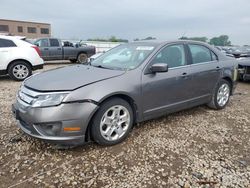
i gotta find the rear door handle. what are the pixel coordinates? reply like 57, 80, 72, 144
57, 48, 62, 50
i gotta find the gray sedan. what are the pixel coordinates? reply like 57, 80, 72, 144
12, 40, 238, 146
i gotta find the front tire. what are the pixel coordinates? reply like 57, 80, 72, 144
91, 98, 134, 146
8, 61, 32, 81
207, 79, 231, 110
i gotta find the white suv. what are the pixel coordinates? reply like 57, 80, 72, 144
0, 36, 44, 81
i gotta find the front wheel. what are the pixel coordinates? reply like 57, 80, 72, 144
8, 61, 32, 81
90, 98, 134, 146
207, 79, 231, 109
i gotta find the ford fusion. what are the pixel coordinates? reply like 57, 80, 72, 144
12, 41, 237, 146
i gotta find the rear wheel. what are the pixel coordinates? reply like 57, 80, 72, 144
77, 53, 88, 64
207, 79, 231, 109
8, 61, 32, 81
91, 98, 133, 146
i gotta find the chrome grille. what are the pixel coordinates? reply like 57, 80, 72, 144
17, 86, 39, 107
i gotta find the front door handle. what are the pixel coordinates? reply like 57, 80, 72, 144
44, 48, 49, 50
181, 72, 187, 76
216, 66, 221, 71
57, 48, 62, 50
181, 72, 189, 78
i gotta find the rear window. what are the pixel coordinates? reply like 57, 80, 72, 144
188, 44, 212, 64
49, 39, 60, 47
0, 39, 17, 48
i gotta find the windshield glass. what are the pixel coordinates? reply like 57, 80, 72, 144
91, 43, 156, 70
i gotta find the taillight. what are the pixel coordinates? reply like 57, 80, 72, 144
32, 46, 41, 57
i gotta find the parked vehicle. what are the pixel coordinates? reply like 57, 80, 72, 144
34, 38, 96, 63
12, 40, 237, 146
0, 36, 44, 81
237, 58, 250, 81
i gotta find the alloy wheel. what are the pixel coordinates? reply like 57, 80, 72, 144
12, 64, 29, 79
217, 83, 230, 107
100, 105, 131, 141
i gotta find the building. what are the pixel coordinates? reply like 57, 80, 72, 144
0, 19, 51, 39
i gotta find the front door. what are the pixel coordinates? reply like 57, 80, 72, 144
142, 43, 193, 120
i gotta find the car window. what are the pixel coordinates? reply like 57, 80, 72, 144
49, 39, 60, 47
151, 44, 186, 68
0, 39, 17, 48
189, 44, 212, 64
35, 39, 49, 47
91, 44, 156, 70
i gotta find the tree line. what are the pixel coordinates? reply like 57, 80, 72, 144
87, 35, 232, 46
179, 35, 231, 46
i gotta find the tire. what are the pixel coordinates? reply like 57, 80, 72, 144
207, 79, 231, 110
8, 61, 32, 81
90, 98, 134, 146
77, 53, 88, 64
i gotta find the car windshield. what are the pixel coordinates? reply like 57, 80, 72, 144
91, 43, 156, 70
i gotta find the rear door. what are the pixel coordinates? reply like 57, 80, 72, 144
48, 39, 63, 60
187, 43, 221, 100
34, 38, 50, 60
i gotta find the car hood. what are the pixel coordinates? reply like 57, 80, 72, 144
24, 65, 125, 91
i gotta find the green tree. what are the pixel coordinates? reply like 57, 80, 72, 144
134, 37, 157, 41
179, 36, 208, 42
209, 35, 231, 46
143, 36, 156, 40
87, 36, 128, 43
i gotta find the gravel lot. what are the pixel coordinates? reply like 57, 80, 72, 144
0, 63, 250, 188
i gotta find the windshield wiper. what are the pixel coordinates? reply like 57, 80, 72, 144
92, 65, 111, 69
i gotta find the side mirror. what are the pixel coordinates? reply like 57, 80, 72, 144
150, 63, 168, 73
35, 43, 39, 47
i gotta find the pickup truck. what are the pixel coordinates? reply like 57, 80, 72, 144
34, 38, 96, 63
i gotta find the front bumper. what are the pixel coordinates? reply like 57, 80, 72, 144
238, 66, 250, 81
12, 101, 98, 146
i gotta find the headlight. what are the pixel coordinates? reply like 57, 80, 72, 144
32, 93, 68, 107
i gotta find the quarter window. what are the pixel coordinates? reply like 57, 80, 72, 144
49, 39, 60, 47
0, 39, 16, 48
188, 44, 213, 64
151, 44, 186, 68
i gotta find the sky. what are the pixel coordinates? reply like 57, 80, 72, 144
0, 0, 250, 45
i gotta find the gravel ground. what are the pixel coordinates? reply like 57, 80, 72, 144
0, 63, 250, 188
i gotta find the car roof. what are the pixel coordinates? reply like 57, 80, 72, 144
131, 40, 211, 46
0, 35, 33, 47
0, 35, 20, 40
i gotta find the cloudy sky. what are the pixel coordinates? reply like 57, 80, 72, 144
1, 0, 250, 44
